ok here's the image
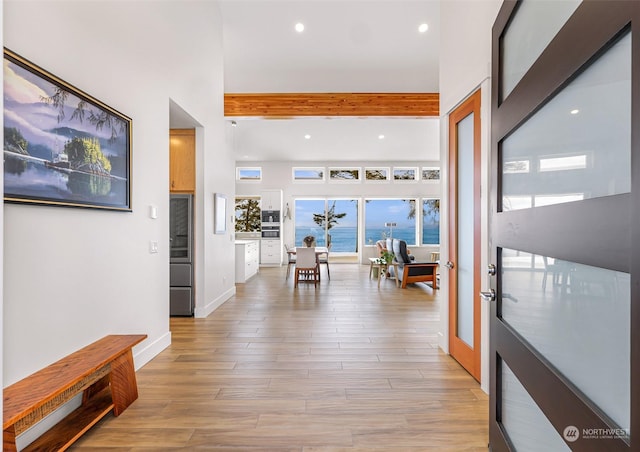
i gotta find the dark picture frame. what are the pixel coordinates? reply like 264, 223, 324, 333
3, 48, 132, 211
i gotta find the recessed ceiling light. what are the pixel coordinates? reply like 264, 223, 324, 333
570, 109, 580, 115
304, 134, 311, 139
418, 23, 429, 33
295, 23, 305, 33
378, 134, 385, 140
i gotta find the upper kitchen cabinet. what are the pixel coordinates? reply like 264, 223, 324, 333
261, 189, 282, 211
170, 129, 195, 193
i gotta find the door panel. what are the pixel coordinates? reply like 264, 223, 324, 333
501, 249, 630, 430
501, 31, 631, 212
501, 360, 570, 452
448, 90, 481, 381
490, 2, 639, 450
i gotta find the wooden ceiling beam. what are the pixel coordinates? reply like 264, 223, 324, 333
224, 93, 439, 117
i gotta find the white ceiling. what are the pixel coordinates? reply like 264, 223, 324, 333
218, 0, 441, 163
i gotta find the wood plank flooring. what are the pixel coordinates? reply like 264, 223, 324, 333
72, 264, 488, 451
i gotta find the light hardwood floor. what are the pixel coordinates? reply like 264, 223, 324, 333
73, 264, 488, 451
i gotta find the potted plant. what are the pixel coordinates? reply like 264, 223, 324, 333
381, 250, 394, 264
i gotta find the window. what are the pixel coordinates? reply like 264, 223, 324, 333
365, 167, 390, 181
236, 167, 262, 181
422, 199, 440, 245
234, 197, 261, 232
421, 167, 440, 181
393, 167, 417, 181
365, 199, 417, 245
294, 199, 358, 252
329, 168, 360, 182
503, 160, 530, 174
293, 167, 324, 181
538, 154, 587, 172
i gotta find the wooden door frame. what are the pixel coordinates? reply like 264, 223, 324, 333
448, 89, 482, 382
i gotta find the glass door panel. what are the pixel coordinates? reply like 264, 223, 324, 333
295, 199, 359, 253
456, 113, 475, 347
501, 0, 581, 99
501, 361, 571, 451
501, 249, 630, 430
502, 32, 631, 212
325, 199, 358, 253
295, 199, 327, 247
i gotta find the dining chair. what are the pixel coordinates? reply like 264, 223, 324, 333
294, 247, 319, 288
284, 244, 296, 279
317, 244, 331, 280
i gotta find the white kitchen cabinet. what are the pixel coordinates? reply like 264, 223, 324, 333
260, 190, 282, 211
235, 240, 259, 283
260, 239, 282, 266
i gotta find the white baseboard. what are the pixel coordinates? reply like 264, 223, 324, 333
134, 330, 171, 370
194, 286, 235, 318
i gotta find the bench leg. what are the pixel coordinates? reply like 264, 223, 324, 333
3, 425, 17, 452
110, 350, 139, 416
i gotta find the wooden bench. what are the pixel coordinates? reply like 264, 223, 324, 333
3, 334, 146, 452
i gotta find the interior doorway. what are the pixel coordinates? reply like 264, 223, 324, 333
169, 100, 201, 318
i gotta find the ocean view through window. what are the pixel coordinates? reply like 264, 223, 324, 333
295, 199, 358, 252
422, 198, 440, 245
365, 199, 417, 245
293, 198, 439, 253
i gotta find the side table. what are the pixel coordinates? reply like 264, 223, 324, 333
368, 258, 399, 288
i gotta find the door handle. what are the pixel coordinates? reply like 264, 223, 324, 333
479, 289, 496, 302
445, 261, 454, 270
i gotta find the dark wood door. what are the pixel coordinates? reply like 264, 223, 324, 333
490, 2, 639, 450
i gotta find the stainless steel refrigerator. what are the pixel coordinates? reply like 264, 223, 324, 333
170, 194, 193, 316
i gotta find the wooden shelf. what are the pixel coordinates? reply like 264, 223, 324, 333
23, 387, 114, 452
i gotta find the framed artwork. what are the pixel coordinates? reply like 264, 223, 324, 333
214, 193, 227, 234
3, 49, 132, 211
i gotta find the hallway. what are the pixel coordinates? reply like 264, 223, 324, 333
74, 264, 488, 450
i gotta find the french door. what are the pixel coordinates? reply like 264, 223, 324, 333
448, 90, 482, 382
293, 199, 358, 253
490, 2, 639, 450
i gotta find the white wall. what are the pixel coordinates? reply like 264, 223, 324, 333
235, 159, 441, 263
439, 1, 502, 115
438, 0, 501, 394
3, 0, 232, 388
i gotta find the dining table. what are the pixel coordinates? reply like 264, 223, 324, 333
286, 247, 329, 281
286, 246, 329, 256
